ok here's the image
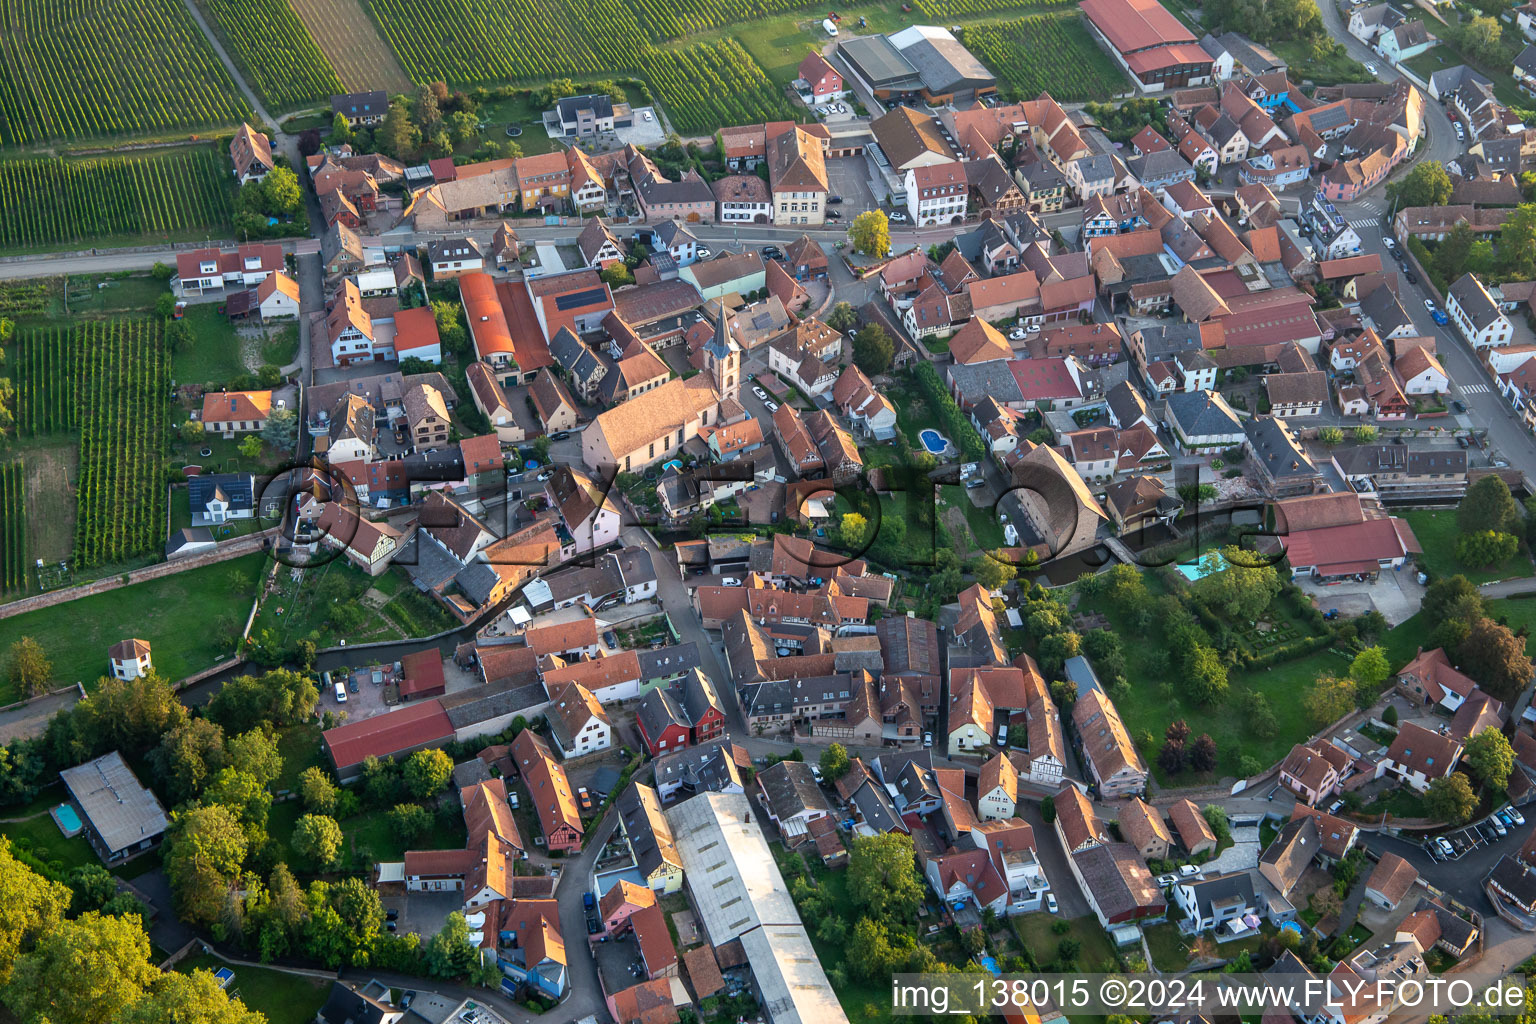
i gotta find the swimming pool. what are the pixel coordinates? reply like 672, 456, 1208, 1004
53, 804, 81, 834
919, 429, 950, 454
661, 459, 684, 473
1174, 551, 1229, 581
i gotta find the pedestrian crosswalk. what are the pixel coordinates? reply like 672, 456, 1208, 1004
1461, 384, 1491, 395
1347, 217, 1381, 230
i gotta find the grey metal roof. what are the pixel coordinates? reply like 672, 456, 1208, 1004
1450, 273, 1503, 330
60, 751, 168, 855
637, 642, 701, 680
758, 759, 831, 821
899, 37, 995, 95
1244, 417, 1317, 480
851, 779, 903, 832
838, 35, 920, 88
652, 739, 743, 796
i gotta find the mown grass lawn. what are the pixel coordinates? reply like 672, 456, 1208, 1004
0, 551, 267, 698
1074, 584, 1344, 784
176, 953, 330, 1024
0, 810, 98, 874
1486, 597, 1536, 658
1013, 913, 1116, 971
172, 305, 249, 387
1402, 508, 1533, 585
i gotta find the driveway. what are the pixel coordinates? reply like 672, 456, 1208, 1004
824, 157, 878, 216
1295, 568, 1423, 626
1205, 823, 1262, 874
1015, 798, 1091, 920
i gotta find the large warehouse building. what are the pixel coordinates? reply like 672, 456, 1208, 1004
837, 26, 996, 105
667, 792, 850, 1024
1079, 0, 1214, 91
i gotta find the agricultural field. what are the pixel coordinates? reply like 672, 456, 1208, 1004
362, 0, 797, 133
0, 146, 235, 252
288, 0, 411, 94
11, 326, 86, 437
962, 13, 1129, 101
914, 0, 1075, 16
639, 40, 798, 133
0, 462, 24, 593
0, 0, 250, 146
200, 0, 345, 109
72, 320, 171, 568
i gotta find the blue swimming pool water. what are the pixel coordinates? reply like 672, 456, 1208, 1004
1174, 551, 1229, 581
919, 429, 950, 454
661, 459, 684, 472
54, 804, 81, 832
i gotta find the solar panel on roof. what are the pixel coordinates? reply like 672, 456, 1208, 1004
554, 287, 608, 311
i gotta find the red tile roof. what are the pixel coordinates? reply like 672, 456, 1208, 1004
323, 700, 454, 770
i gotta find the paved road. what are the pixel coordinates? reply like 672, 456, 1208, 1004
1360, 816, 1536, 912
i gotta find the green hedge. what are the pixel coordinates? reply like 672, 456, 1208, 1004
911, 362, 986, 462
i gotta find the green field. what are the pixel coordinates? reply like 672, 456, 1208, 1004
0, 0, 251, 146
198, 0, 344, 110
0, 551, 266, 696
0, 147, 236, 252
170, 304, 253, 386
1402, 508, 1534, 585
0, 810, 99, 874
1075, 578, 1340, 783
963, 13, 1129, 101
175, 953, 330, 1024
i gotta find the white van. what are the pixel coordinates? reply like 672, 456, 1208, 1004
823, 18, 838, 35
334, 681, 348, 703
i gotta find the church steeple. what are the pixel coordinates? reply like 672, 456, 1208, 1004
704, 300, 741, 400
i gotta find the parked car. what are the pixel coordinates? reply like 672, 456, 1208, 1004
1510, 806, 1527, 826
1046, 893, 1058, 914
334, 682, 348, 703
386, 908, 399, 921
1453, 399, 1466, 413
1501, 809, 1517, 828
1383, 237, 1397, 252
721, 577, 743, 587
1156, 873, 1179, 887
583, 892, 596, 911
922, 731, 933, 747
695, 246, 712, 260
1178, 864, 1200, 878
827, 195, 843, 204
1490, 816, 1508, 838
764, 400, 779, 412
826, 210, 843, 220
1423, 298, 1437, 312
889, 211, 909, 223
1437, 837, 1454, 857
537, 469, 554, 482
1365, 63, 1377, 75
551, 430, 571, 441
587, 917, 601, 934
1458, 436, 1470, 449
761, 245, 785, 260
1405, 271, 1418, 285
752, 386, 769, 400
1432, 308, 1449, 325
965, 478, 985, 489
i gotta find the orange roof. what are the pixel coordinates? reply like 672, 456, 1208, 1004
511, 729, 582, 843
460, 272, 514, 356
201, 389, 273, 423
393, 304, 441, 353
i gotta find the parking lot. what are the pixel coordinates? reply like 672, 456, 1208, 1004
1423, 806, 1528, 862
824, 157, 878, 216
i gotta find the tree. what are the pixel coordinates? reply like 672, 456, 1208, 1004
852, 323, 895, 375
1319, 427, 1343, 446
1425, 772, 1478, 825
839, 512, 871, 548
260, 407, 298, 451
1464, 15, 1503, 64
1465, 726, 1515, 790
226, 727, 282, 788
390, 803, 432, 842
826, 301, 858, 332
1166, 720, 1191, 745
1353, 425, 1377, 443
5, 638, 51, 698
66, 864, 118, 917
1202, 804, 1231, 844
1500, 202, 1536, 281
972, 551, 1017, 592
1387, 161, 1453, 211
179, 419, 205, 443
1186, 645, 1229, 705
299, 766, 338, 815
6, 911, 157, 1024
1460, 474, 1521, 536
846, 833, 924, 923
152, 717, 227, 802
118, 969, 264, 1024
163, 805, 248, 927
1241, 690, 1278, 739
1305, 674, 1356, 727
1190, 545, 1280, 621
0, 841, 68, 985
379, 101, 418, 160
819, 743, 851, 781
329, 111, 352, 144
293, 814, 343, 869
237, 435, 263, 459
155, 292, 177, 319
1189, 734, 1218, 773
1348, 645, 1390, 686
1158, 739, 1186, 774
262, 166, 303, 216
203, 768, 272, 833
424, 911, 480, 979
1455, 530, 1519, 568
849, 210, 890, 256
1458, 617, 1532, 703
1421, 574, 1484, 626
205, 668, 318, 733
845, 916, 896, 981
402, 748, 453, 799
